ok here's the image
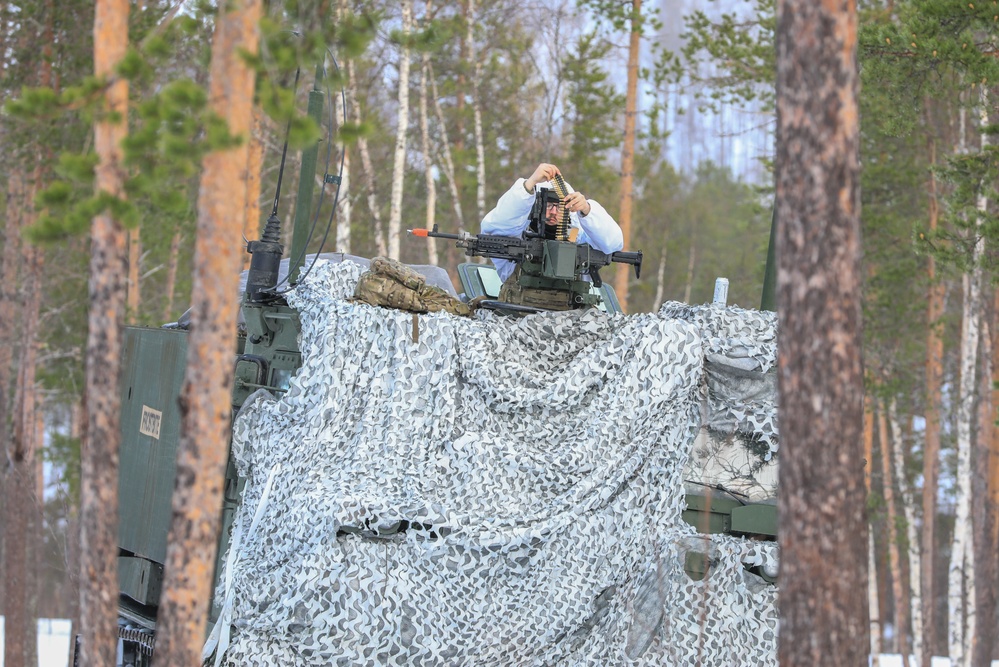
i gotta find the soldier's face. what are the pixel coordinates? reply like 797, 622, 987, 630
545, 202, 560, 226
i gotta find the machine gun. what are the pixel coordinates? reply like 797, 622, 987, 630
411, 175, 640, 312
410, 224, 642, 312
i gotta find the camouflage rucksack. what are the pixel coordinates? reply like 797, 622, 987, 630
354, 257, 473, 317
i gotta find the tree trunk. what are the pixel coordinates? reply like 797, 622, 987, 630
878, 404, 908, 658
865, 401, 882, 662
418, 47, 438, 265
428, 62, 465, 233
0, 171, 24, 459
948, 90, 988, 667
243, 104, 264, 267
972, 296, 995, 667
888, 399, 922, 665
66, 398, 83, 647
652, 246, 667, 310
990, 291, 999, 658
0, 175, 17, 621
456, 0, 467, 150
20, 239, 43, 667
921, 131, 943, 666
612, 0, 641, 313
5, 458, 34, 667
126, 226, 141, 322
387, 0, 411, 260
774, 0, 868, 664
682, 235, 695, 304
949, 267, 981, 667
26, 38, 54, 665
466, 0, 485, 220
7, 206, 42, 667
154, 1, 261, 662
346, 57, 386, 257
427, 60, 466, 283
333, 109, 352, 254
78, 0, 130, 663
162, 228, 181, 322
869, 533, 882, 666
333, 40, 352, 254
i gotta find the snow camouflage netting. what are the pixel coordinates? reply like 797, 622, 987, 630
207, 260, 780, 666
662, 302, 780, 501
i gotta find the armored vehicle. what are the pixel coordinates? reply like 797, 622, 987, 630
108, 70, 779, 666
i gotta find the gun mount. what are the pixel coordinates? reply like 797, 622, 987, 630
410, 225, 642, 313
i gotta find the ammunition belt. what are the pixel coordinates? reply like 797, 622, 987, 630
118, 625, 156, 656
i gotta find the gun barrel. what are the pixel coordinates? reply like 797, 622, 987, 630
408, 227, 462, 241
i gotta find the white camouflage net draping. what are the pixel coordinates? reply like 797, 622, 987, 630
662, 302, 779, 501
209, 261, 779, 666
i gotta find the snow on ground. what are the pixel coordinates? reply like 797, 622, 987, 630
0, 617, 72, 667
876, 656, 999, 666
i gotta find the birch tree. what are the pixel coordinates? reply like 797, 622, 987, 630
78, 0, 129, 663
860, 8, 999, 662
387, 0, 412, 260
887, 399, 922, 666
775, 0, 868, 663
346, 56, 386, 256
945, 91, 988, 667
466, 0, 485, 220
864, 402, 883, 661
417, 13, 438, 265
988, 296, 999, 666
333, 81, 352, 254
428, 62, 465, 233
332, 0, 352, 255
877, 403, 908, 658
154, 0, 262, 662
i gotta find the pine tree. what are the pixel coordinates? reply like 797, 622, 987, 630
775, 0, 869, 663
78, 0, 130, 662
154, 0, 263, 661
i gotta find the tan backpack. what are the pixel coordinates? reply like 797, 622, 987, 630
353, 257, 473, 317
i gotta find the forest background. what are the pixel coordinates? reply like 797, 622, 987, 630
0, 0, 996, 665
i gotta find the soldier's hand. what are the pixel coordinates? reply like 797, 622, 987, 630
524, 163, 561, 193
563, 191, 591, 216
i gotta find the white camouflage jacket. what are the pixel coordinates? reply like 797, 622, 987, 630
479, 178, 624, 281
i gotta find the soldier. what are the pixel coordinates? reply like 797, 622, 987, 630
480, 163, 624, 281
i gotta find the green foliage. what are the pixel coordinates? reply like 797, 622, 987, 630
116, 47, 153, 83
859, 0, 999, 134
12, 0, 374, 244
579, 0, 662, 35
46, 431, 82, 502
5, 85, 62, 119
627, 154, 768, 311
929, 145, 999, 272
862, 0, 999, 287
337, 120, 373, 144
563, 32, 624, 184
657, 0, 776, 112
